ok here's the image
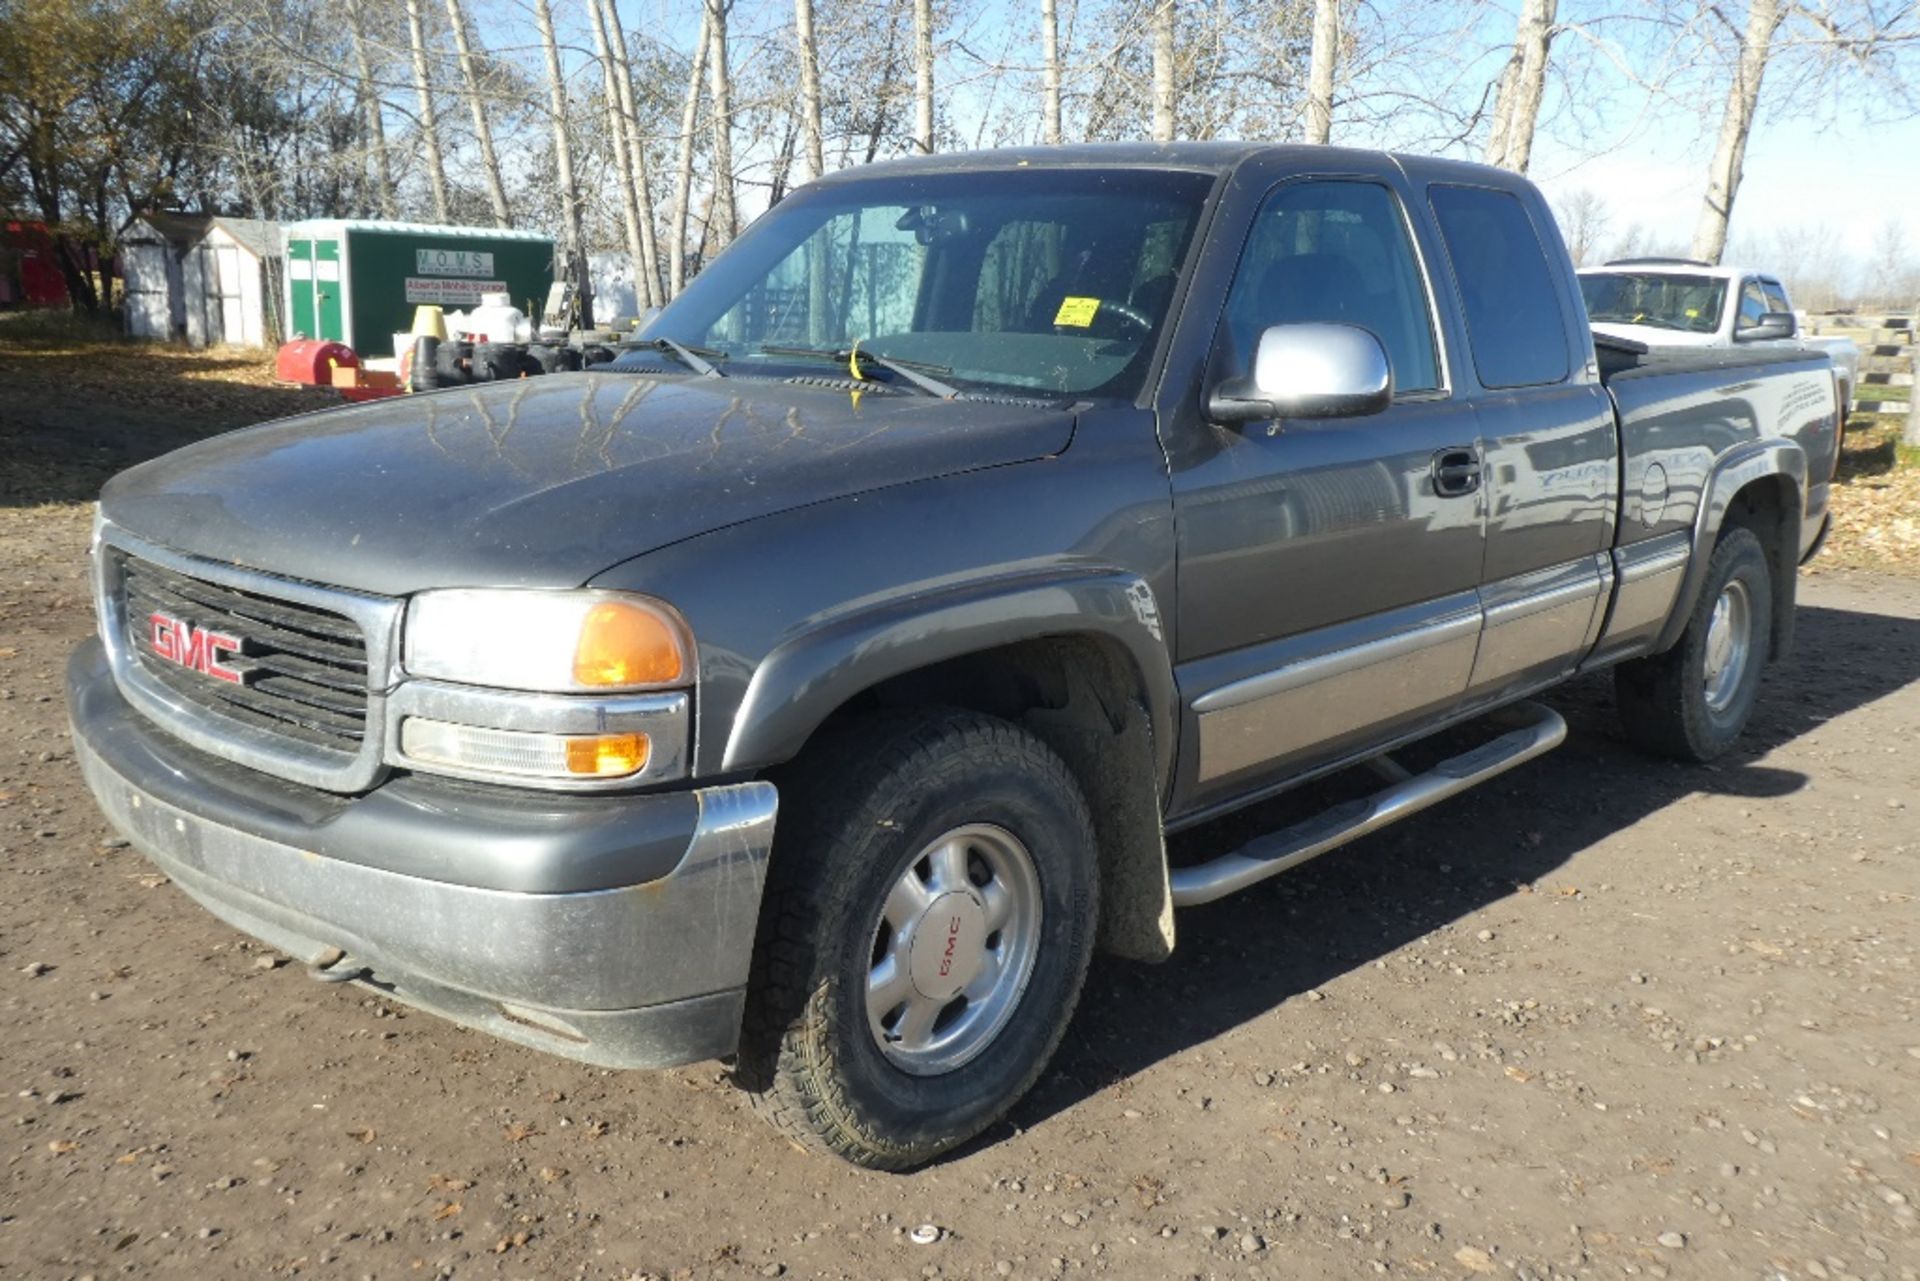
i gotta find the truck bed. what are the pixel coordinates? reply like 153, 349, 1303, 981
1597, 339, 1840, 561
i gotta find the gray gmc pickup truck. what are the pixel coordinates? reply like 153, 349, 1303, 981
70, 143, 1839, 1169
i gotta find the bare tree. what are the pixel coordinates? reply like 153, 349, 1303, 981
1486, 0, 1557, 172
669, 5, 711, 296
443, 0, 511, 225
1553, 187, 1611, 266
795, 0, 826, 177
1040, 0, 1063, 145
587, 0, 648, 307
403, 0, 451, 222
534, 0, 586, 317
913, 0, 935, 151
601, 0, 662, 307
1690, 0, 1784, 262
1305, 0, 1339, 143
705, 0, 737, 248
344, 0, 398, 218
1151, 0, 1176, 141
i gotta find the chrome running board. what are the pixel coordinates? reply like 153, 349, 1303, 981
1168, 702, 1567, 908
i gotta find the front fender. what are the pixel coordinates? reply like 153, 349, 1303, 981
1652, 438, 1805, 656
721, 567, 1177, 794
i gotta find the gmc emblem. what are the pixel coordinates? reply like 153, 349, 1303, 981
148, 611, 244, 684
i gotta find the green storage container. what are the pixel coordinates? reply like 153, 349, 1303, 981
281, 220, 556, 355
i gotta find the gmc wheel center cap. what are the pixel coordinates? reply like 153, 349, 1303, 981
908, 892, 988, 1002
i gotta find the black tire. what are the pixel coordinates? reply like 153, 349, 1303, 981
1614, 526, 1773, 762
735, 708, 1098, 1170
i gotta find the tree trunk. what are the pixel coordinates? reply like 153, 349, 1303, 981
1151, 0, 1176, 142
535, 0, 589, 325
705, 0, 737, 248
1040, 0, 1063, 145
1485, 0, 1556, 173
346, 0, 399, 218
670, 6, 711, 296
403, 0, 451, 222
1690, 0, 1785, 264
1304, 0, 1338, 144
444, 0, 511, 226
913, 0, 935, 152
587, 0, 650, 311
602, 0, 663, 308
795, 0, 826, 178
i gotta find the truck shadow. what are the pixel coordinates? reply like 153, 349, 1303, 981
999, 599, 1920, 1141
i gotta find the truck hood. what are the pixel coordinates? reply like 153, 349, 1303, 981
101, 372, 1075, 596
1589, 321, 1720, 348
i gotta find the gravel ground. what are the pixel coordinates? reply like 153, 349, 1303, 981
2, 340, 1918, 1281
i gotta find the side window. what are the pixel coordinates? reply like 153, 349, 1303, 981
1427, 185, 1570, 388
1221, 180, 1441, 394
1737, 280, 1770, 329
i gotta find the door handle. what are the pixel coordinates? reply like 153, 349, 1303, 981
1431, 447, 1481, 498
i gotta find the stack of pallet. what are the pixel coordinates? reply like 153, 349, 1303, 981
1851, 312, 1915, 420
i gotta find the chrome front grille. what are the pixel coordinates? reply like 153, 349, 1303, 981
95, 524, 403, 792
118, 553, 371, 753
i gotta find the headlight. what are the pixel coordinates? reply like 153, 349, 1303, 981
404, 589, 691, 692
391, 589, 693, 790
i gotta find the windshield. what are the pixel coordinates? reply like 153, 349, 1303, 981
1579, 272, 1726, 335
624, 168, 1215, 398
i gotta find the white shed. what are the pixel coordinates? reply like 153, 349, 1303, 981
123, 213, 282, 348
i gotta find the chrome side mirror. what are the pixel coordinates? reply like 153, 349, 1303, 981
1208, 323, 1394, 426
1736, 311, 1796, 341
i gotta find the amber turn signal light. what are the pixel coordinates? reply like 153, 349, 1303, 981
564, 732, 651, 777
572, 601, 686, 688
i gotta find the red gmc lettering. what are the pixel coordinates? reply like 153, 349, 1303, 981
937, 916, 962, 977
149, 612, 244, 684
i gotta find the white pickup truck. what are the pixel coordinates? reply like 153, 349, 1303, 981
1578, 258, 1861, 419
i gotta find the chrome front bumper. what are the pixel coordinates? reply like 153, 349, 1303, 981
68, 639, 778, 1069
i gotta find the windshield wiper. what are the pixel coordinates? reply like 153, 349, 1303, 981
632, 336, 726, 377
759, 344, 961, 400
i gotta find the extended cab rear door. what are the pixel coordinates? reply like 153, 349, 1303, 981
1415, 169, 1620, 702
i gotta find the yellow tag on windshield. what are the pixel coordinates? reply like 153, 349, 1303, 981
1053, 296, 1101, 328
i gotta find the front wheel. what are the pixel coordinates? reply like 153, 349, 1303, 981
1614, 526, 1773, 762
736, 709, 1098, 1169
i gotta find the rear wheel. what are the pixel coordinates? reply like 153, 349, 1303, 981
1615, 526, 1772, 762
736, 708, 1098, 1169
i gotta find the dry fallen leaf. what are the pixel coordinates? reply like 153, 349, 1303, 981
493, 1230, 531, 1254
47, 1139, 78, 1155
426, 1174, 472, 1193
347, 1127, 377, 1145
431, 1202, 462, 1222
538, 1166, 567, 1184
1454, 1246, 1497, 1274
1504, 1066, 1534, 1083
503, 1122, 542, 1143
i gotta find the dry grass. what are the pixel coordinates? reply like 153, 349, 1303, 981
1817, 415, 1920, 573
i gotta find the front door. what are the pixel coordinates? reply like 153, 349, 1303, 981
1169, 172, 1486, 812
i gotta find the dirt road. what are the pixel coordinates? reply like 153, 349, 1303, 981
3, 339, 1918, 1281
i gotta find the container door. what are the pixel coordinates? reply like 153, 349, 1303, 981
315, 239, 343, 342
288, 239, 315, 338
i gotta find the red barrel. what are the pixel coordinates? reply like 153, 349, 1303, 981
275, 339, 358, 386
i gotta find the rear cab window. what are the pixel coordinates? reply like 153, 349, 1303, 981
1427, 184, 1570, 389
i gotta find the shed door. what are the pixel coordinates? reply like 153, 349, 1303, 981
288, 239, 315, 338
211, 243, 246, 344
124, 243, 171, 340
